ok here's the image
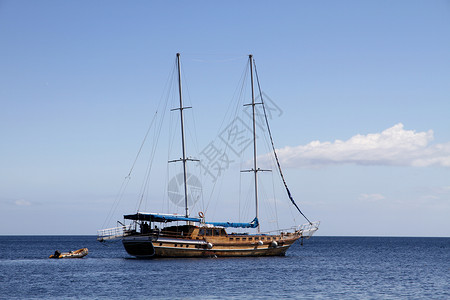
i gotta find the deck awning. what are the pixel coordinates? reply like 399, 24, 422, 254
124, 213, 259, 228
124, 212, 201, 223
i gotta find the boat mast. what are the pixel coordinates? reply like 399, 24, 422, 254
176, 53, 190, 218
249, 54, 260, 233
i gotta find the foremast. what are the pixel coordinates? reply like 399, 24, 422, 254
169, 53, 195, 219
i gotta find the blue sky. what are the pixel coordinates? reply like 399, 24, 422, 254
1, 1, 449, 236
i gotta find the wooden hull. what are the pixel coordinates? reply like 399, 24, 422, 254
151, 244, 291, 258
122, 233, 299, 258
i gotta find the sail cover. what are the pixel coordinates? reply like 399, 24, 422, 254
205, 217, 259, 228
124, 212, 201, 223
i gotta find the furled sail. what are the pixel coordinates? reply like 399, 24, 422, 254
205, 217, 259, 229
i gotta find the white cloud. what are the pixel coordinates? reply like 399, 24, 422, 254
420, 186, 450, 202
14, 199, 32, 206
269, 123, 450, 168
358, 193, 386, 201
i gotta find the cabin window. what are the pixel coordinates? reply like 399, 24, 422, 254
242, 238, 247, 241
214, 229, 221, 236
261, 237, 265, 240
186, 245, 189, 248
206, 229, 213, 236
174, 244, 177, 247
230, 238, 234, 241
159, 243, 162, 246
199, 228, 206, 235
248, 237, 253, 241
236, 238, 240, 241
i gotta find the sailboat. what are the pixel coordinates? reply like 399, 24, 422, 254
97, 53, 319, 258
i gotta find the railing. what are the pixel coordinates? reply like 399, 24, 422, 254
260, 227, 299, 236
97, 227, 195, 241
260, 221, 320, 238
97, 221, 320, 241
97, 225, 130, 241
298, 221, 320, 238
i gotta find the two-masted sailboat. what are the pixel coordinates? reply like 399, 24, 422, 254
97, 53, 319, 258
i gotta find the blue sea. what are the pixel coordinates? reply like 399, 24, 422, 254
0, 236, 448, 299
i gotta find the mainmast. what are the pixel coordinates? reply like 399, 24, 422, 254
242, 55, 264, 232
249, 55, 260, 233
175, 53, 190, 218
242, 55, 272, 232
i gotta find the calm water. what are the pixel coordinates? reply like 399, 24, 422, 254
0, 236, 448, 299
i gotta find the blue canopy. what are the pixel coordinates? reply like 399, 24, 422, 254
124, 212, 259, 229
124, 212, 201, 223
205, 217, 259, 228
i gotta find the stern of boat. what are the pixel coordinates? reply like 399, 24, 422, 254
122, 235, 156, 258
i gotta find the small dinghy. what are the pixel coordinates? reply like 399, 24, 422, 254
49, 248, 88, 259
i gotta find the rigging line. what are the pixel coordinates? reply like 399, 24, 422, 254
270, 168, 280, 230
127, 111, 158, 178
203, 60, 251, 218
179, 60, 199, 154
188, 56, 247, 63
243, 179, 253, 221
136, 60, 176, 212
255, 118, 279, 228
260, 184, 274, 229
139, 106, 166, 211
201, 62, 248, 212
253, 59, 312, 225
203, 62, 248, 214
221, 61, 249, 134
194, 62, 248, 213
203, 61, 249, 214
236, 61, 250, 121
180, 52, 247, 63
164, 89, 176, 215
103, 60, 178, 225
198, 163, 206, 214
165, 95, 173, 214
238, 164, 242, 223
102, 176, 130, 229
